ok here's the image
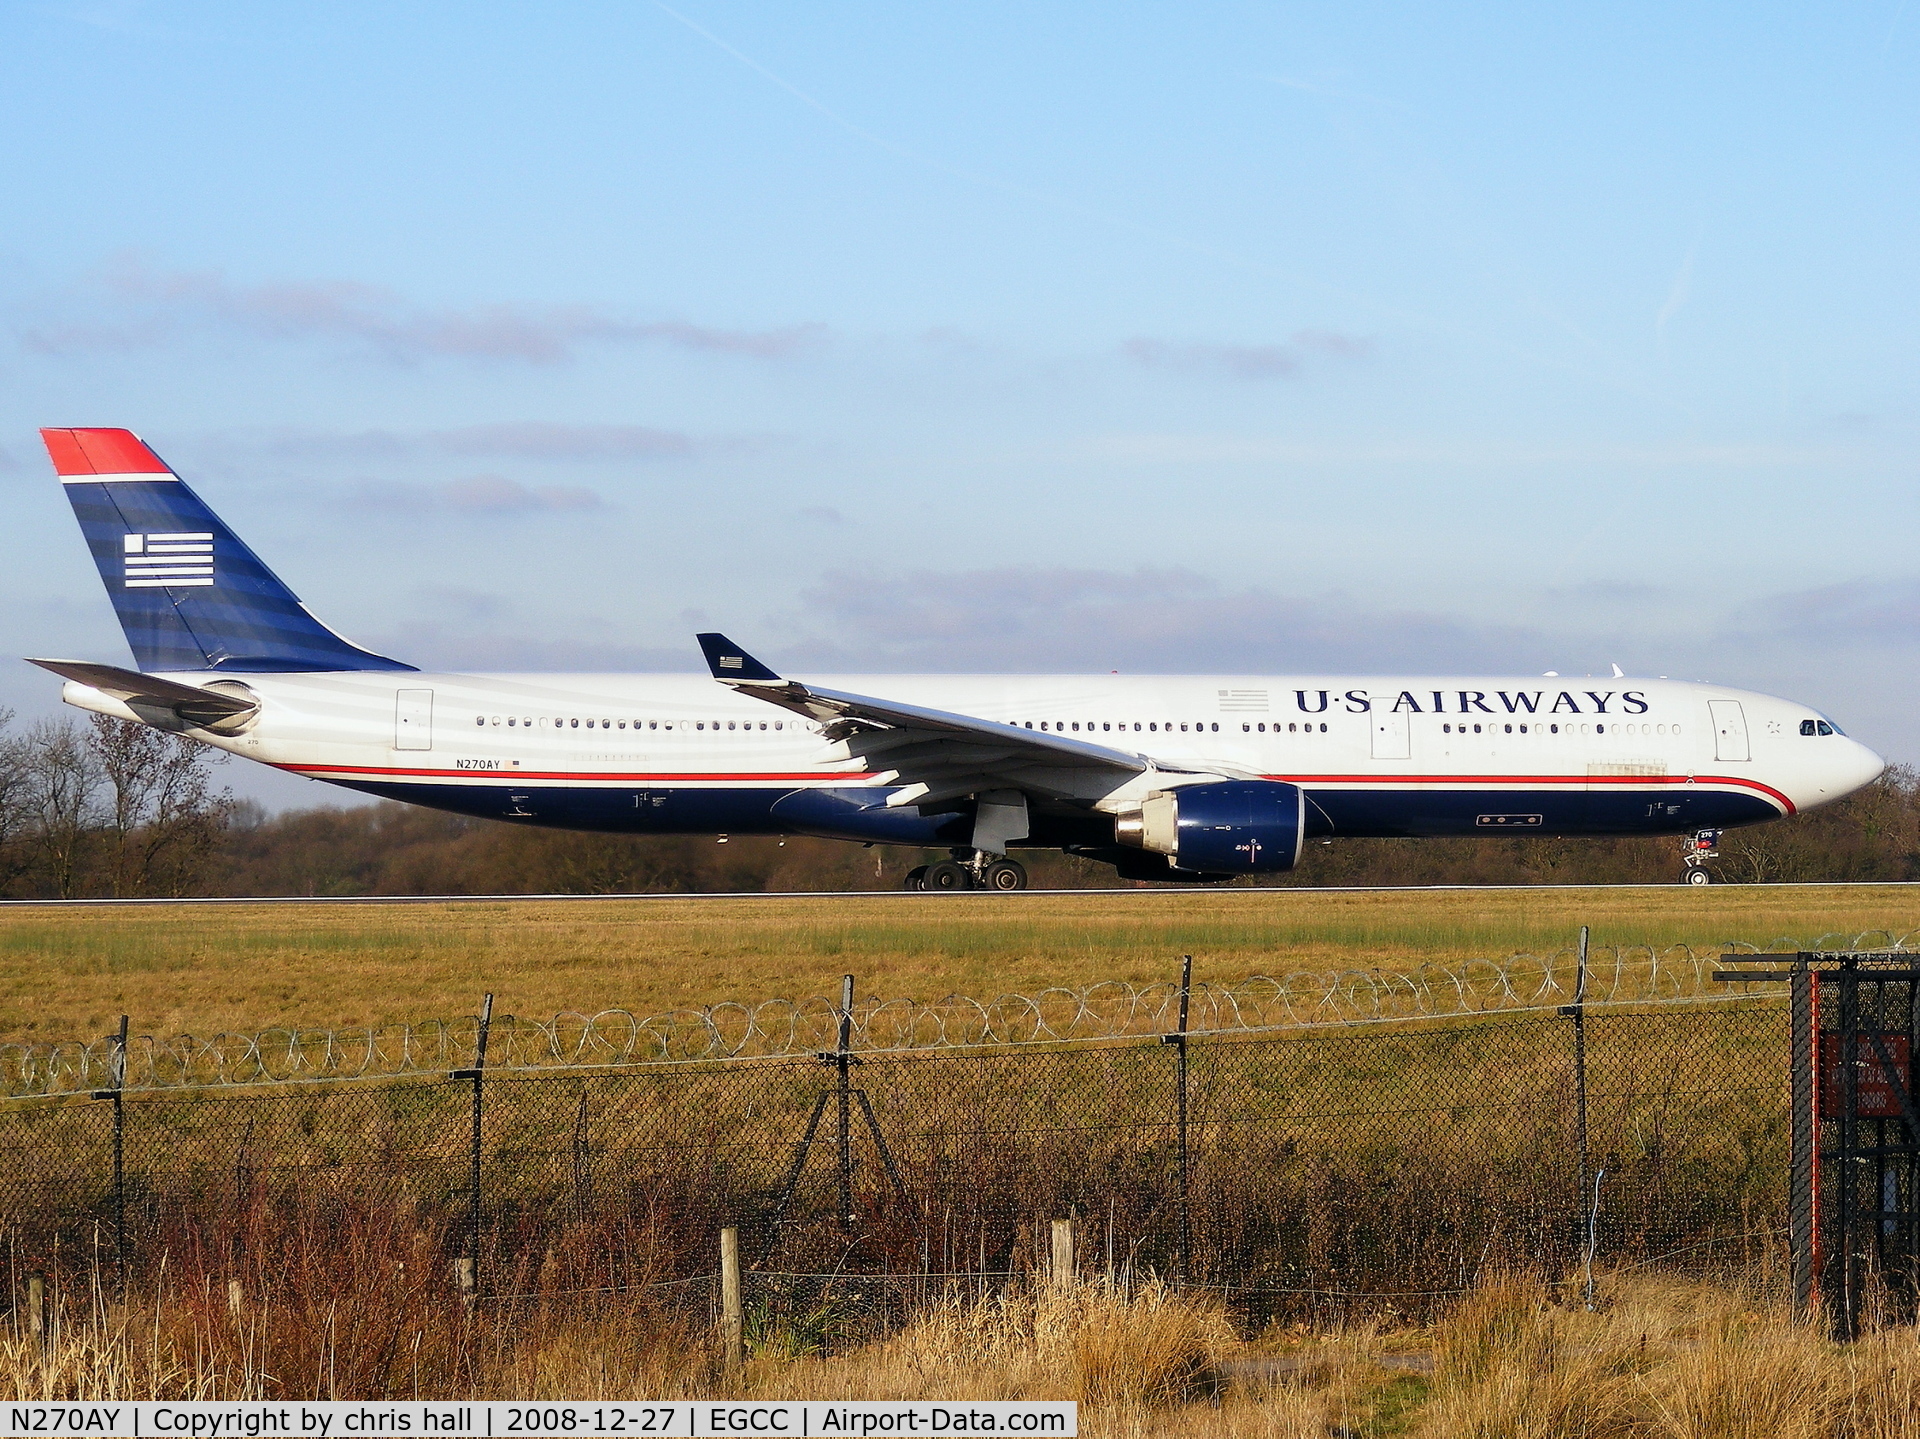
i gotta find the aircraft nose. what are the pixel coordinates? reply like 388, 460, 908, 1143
1830, 738, 1887, 798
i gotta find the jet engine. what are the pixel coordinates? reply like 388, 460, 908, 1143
1113, 780, 1305, 874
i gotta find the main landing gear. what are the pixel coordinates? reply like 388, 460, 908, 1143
1680, 829, 1721, 885
903, 850, 1029, 891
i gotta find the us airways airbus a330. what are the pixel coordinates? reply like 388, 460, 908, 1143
27, 427, 1885, 890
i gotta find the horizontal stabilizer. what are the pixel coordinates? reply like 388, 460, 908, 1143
26, 658, 260, 729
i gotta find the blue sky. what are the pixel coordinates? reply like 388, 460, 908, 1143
2, 1, 1915, 808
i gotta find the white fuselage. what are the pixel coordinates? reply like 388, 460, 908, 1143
62, 669, 1886, 844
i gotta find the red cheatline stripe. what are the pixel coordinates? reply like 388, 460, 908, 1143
278, 764, 881, 783
277, 762, 1795, 814
1262, 772, 1795, 814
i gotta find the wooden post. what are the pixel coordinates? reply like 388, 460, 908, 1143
1050, 1218, 1074, 1286
27, 1274, 46, 1350
454, 1256, 475, 1308
719, 1227, 744, 1373
227, 1278, 245, 1320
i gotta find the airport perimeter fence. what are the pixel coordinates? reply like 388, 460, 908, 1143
0, 935, 1888, 1356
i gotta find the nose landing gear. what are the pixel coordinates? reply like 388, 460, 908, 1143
902, 850, 1030, 891
1680, 829, 1721, 885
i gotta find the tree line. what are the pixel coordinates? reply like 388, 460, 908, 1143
2, 712, 1917, 897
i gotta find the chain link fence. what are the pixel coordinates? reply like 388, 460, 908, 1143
0, 969, 1799, 1349
2, 932, 1901, 1097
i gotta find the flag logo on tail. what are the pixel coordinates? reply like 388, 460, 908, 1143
123, 532, 214, 588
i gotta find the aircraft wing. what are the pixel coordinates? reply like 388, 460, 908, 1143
696, 633, 1149, 808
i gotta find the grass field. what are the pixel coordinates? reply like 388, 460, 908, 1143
2, 884, 1918, 1041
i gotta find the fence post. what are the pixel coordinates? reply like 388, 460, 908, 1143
227, 1278, 245, 1321
1159, 955, 1193, 1286
836, 974, 854, 1231
27, 1273, 46, 1352
720, 1227, 744, 1373
450, 994, 494, 1303
1562, 928, 1593, 1305
1050, 1218, 1074, 1286
1790, 958, 1818, 1317
103, 1015, 129, 1288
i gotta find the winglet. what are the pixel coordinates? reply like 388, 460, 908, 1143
696, 632, 783, 683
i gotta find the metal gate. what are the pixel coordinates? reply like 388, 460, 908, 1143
1719, 953, 1920, 1337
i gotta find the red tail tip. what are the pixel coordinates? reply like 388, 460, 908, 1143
39, 427, 173, 477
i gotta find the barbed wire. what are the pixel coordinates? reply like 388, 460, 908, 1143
3, 930, 1908, 1099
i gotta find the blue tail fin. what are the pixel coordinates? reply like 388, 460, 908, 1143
42, 427, 414, 674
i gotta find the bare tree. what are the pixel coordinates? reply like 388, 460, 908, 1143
22, 717, 104, 898
86, 715, 233, 897
0, 710, 34, 895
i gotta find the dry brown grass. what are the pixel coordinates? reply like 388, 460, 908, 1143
3, 884, 1917, 1039
10, 1269, 1920, 1436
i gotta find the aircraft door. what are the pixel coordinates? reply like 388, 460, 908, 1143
1708, 700, 1750, 762
394, 688, 434, 751
1370, 700, 1411, 760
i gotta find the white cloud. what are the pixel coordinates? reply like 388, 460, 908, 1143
16, 257, 828, 366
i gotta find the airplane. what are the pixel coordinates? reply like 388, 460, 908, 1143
27, 427, 1887, 891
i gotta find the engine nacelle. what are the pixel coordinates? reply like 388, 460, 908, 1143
1114, 780, 1305, 874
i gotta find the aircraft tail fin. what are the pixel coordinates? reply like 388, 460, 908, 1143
41, 427, 414, 674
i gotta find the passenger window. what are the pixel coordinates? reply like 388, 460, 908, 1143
1148, 723, 1157, 732
1520, 724, 1528, 734
475, 716, 484, 726
1550, 724, 1559, 734
775, 721, 783, 730
1319, 723, 1327, 733
1503, 724, 1511, 733
570, 718, 580, 729
1180, 723, 1188, 732
1596, 724, 1605, 734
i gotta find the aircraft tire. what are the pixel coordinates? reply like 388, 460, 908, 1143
983, 858, 1028, 891
1684, 867, 1712, 886
923, 860, 974, 890
903, 865, 929, 891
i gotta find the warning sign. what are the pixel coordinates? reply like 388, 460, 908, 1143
1817, 1031, 1914, 1119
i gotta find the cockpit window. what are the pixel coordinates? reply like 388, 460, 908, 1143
1803, 719, 1839, 736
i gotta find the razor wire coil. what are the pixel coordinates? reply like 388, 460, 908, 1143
1, 929, 1905, 1098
